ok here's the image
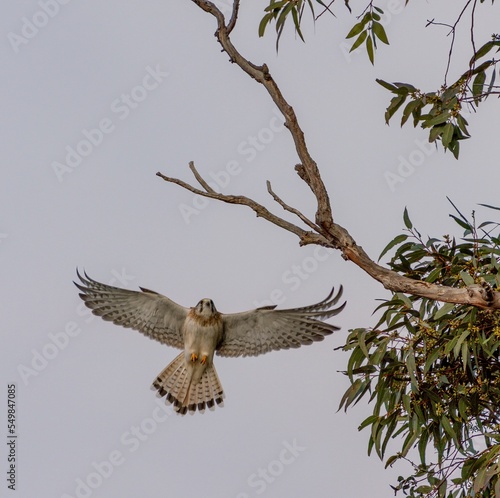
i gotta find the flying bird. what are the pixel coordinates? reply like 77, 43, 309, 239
74, 270, 346, 415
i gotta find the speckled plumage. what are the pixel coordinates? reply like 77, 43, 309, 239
75, 270, 346, 415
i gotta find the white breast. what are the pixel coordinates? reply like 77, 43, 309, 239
183, 314, 223, 365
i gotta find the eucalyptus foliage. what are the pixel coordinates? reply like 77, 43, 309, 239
259, 0, 500, 158
339, 204, 500, 497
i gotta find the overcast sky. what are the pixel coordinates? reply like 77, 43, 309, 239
2, 1, 499, 497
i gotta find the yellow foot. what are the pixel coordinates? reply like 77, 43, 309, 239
190, 353, 198, 363
200, 355, 207, 365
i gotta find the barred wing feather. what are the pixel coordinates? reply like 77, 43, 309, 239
217, 286, 345, 358
74, 270, 187, 350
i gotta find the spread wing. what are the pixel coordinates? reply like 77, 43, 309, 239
74, 270, 188, 349
217, 286, 346, 358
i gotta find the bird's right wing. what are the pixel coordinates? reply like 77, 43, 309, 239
217, 286, 346, 358
75, 270, 188, 349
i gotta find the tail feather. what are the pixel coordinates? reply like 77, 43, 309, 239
151, 352, 225, 415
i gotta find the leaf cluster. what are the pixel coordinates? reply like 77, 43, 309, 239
377, 37, 500, 159
345, 4, 389, 64
339, 204, 500, 497
259, 0, 331, 49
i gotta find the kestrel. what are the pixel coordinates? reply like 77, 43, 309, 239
75, 270, 346, 415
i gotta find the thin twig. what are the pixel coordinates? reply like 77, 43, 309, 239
315, 0, 336, 20
426, 0, 474, 85
156, 169, 328, 247
266, 180, 323, 233
226, 0, 239, 34
188, 161, 214, 193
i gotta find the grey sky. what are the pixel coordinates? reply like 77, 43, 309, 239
2, 1, 499, 497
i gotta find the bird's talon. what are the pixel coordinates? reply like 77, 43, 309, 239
190, 353, 198, 363
200, 355, 207, 365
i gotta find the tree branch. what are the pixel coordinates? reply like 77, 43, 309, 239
156, 167, 328, 247
163, 0, 500, 310
190, 0, 334, 231
266, 180, 323, 234
226, 0, 240, 34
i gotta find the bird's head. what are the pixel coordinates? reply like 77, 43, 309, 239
194, 298, 217, 317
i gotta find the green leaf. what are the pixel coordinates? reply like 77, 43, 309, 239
458, 398, 468, 420
264, 0, 289, 12
372, 21, 389, 45
385, 454, 399, 468
423, 348, 442, 374
359, 414, 380, 431
406, 348, 418, 390
461, 341, 470, 372
469, 40, 500, 65
378, 234, 408, 261
385, 94, 407, 124
473, 71, 487, 105
456, 113, 470, 135
442, 122, 455, 148
258, 12, 275, 37
453, 329, 470, 358
400, 99, 422, 126
478, 203, 500, 211
291, 7, 305, 43
403, 207, 412, 229
376, 79, 398, 92
434, 302, 455, 320
346, 21, 365, 39
423, 111, 451, 127
459, 270, 475, 286
338, 379, 362, 411
449, 214, 471, 231
366, 34, 374, 65
441, 414, 458, 446
418, 428, 429, 464
486, 67, 497, 98
474, 466, 488, 494
426, 267, 442, 283
350, 30, 368, 52
429, 124, 445, 143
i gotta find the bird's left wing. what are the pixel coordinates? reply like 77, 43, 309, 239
75, 270, 188, 349
217, 286, 346, 358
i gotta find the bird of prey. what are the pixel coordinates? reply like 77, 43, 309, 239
75, 270, 346, 415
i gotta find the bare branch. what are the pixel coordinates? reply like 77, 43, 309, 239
188, 161, 214, 193
315, 0, 337, 20
191, 0, 334, 231
426, 0, 475, 85
226, 0, 240, 34
156, 168, 329, 247
266, 180, 323, 234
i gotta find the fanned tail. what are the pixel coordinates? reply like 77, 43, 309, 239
151, 352, 225, 415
